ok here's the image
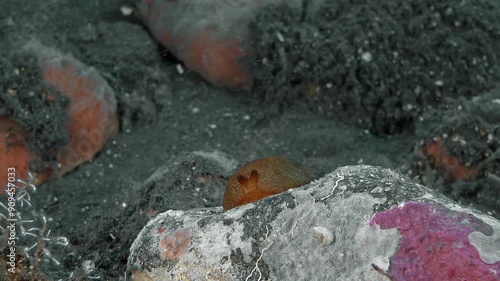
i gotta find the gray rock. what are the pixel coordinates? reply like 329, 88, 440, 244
126, 165, 500, 281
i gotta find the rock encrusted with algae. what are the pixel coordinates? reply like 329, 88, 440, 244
126, 165, 500, 281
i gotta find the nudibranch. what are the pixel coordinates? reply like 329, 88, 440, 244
223, 156, 316, 210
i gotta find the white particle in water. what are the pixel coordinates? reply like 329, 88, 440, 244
176, 64, 184, 74
276, 31, 285, 42
361, 52, 373, 62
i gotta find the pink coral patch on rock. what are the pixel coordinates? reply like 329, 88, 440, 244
370, 201, 500, 281
159, 228, 192, 260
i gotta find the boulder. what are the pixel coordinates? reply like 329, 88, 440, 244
126, 165, 500, 280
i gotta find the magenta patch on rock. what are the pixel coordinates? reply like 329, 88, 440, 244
370, 201, 500, 281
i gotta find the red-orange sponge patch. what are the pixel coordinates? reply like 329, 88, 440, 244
223, 156, 316, 210
0, 117, 32, 194
159, 228, 191, 260
138, 0, 252, 89
423, 140, 478, 181
182, 27, 251, 89
27, 43, 119, 181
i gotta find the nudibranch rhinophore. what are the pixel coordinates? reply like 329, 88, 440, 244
223, 156, 316, 210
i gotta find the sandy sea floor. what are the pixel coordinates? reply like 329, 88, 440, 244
1, 0, 499, 279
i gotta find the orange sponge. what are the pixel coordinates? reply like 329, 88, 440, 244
223, 156, 316, 210
1, 43, 121, 187
181, 27, 251, 89
38, 51, 118, 178
28, 44, 120, 180
137, 0, 252, 89
423, 140, 478, 181
0, 117, 32, 194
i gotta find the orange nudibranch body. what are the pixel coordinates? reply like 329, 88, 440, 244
223, 156, 316, 210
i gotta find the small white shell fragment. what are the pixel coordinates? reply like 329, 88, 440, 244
120, 6, 134, 16
312, 226, 335, 245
